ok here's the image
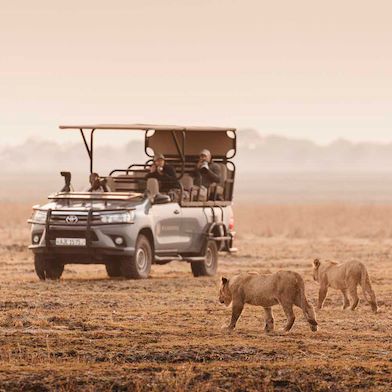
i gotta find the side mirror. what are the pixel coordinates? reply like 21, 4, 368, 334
153, 194, 171, 204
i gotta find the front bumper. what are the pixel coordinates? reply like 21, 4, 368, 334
29, 243, 135, 263
30, 224, 138, 263
28, 207, 139, 263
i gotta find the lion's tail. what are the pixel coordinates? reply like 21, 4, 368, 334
360, 264, 378, 313
297, 275, 318, 331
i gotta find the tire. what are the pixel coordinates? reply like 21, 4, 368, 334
46, 262, 64, 280
105, 262, 122, 278
191, 240, 218, 277
34, 254, 47, 280
120, 234, 152, 279
34, 254, 64, 280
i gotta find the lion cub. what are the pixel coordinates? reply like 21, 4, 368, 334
219, 271, 318, 333
312, 259, 378, 313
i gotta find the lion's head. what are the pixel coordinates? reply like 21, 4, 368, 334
219, 277, 232, 306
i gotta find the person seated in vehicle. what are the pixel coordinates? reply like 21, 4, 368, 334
145, 153, 179, 193
191, 149, 222, 188
85, 172, 108, 192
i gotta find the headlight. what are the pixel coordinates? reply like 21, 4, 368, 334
100, 211, 135, 224
32, 210, 47, 223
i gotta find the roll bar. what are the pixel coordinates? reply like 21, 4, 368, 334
59, 124, 237, 175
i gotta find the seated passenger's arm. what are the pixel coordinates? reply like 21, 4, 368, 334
163, 165, 177, 179
205, 163, 221, 183
161, 165, 180, 188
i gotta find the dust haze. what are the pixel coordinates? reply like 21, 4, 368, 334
4, 129, 392, 203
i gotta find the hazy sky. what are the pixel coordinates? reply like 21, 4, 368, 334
1, 0, 392, 146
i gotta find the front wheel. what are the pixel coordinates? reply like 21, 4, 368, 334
120, 235, 152, 279
191, 240, 218, 277
34, 255, 64, 280
105, 261, 122, 278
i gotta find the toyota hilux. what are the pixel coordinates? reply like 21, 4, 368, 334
28, 124, 237, 280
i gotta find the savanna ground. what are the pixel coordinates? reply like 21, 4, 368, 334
0, 202, 391, 391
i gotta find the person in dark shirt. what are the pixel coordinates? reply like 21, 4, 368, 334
192, 149, 221, 188
86, 172, 108, 192
145, 153, 179, 193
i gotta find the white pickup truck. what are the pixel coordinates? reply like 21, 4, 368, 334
28, 124, 237, 280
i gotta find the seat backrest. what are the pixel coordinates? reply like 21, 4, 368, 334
111, 176, 143, 192
198, 186, 208, 202
105, 176, 116, 192
217, 163, 228, 184
180, 174, 194, 190
146, 178, 159, 198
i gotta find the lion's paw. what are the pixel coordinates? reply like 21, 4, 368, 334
221, 325, 234, 333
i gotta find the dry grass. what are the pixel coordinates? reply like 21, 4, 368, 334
235, 203, 392, 239
0, 202, 391, 391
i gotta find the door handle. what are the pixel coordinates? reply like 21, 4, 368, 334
173, 209, 180, 215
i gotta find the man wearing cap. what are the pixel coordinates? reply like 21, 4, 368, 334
192, 149, 222, 188
145, 153, 179, 193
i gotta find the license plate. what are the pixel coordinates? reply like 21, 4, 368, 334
55, 238, 86, 246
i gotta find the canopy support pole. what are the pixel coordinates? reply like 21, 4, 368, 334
171, 130, 186, 178
79, 129, 95, 173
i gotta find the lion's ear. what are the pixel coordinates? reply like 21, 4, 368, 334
313, 259, 320, 268
222, 277, 229, 285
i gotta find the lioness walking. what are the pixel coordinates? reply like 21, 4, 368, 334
312, 259, 378, 313
219, 271, 318, 333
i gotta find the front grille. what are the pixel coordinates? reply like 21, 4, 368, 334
47, 230, 98, 241
49, 212, 101, 225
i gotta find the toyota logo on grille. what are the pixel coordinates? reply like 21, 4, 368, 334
66, 215, 78, 224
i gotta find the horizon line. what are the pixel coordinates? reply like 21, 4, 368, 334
2, 130, 392, 149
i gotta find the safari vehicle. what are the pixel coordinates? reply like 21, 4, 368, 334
28, 124, 237, 280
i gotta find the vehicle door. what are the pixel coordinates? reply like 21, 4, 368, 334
150, 201, 182, 253
177, 206, 214, 253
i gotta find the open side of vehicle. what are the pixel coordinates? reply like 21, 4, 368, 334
28, 124, 237, 280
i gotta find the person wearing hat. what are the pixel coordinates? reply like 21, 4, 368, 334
192, 149, 221, 188
145, 153, 179, 193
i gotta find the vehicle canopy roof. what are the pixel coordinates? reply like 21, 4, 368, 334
59, 124, 237, 160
